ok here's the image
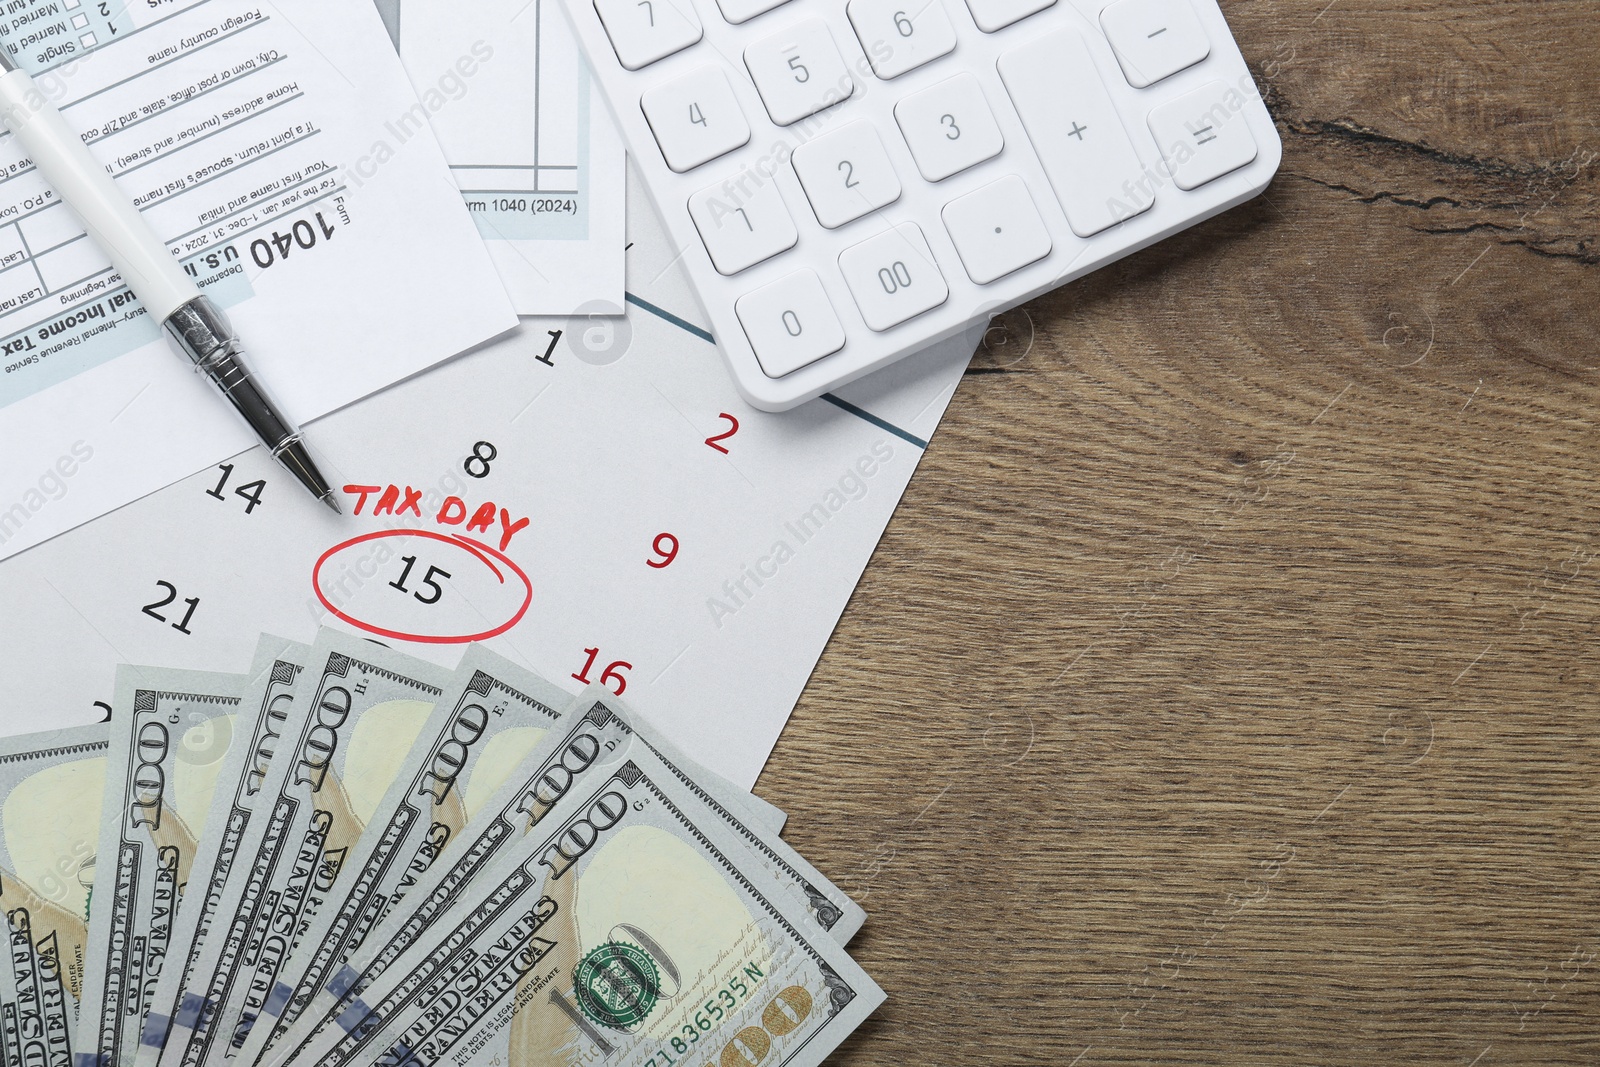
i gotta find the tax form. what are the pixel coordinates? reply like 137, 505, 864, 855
0, 0, 517, 562
385, 0, 626, 315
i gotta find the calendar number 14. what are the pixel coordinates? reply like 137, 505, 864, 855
207, 463, 265, 514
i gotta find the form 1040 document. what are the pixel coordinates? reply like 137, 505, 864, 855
381, 0, 627, 316
0, 0, 518, 562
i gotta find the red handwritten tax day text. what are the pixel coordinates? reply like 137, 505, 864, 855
341, 483, 531, 551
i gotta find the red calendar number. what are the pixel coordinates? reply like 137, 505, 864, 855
647, 533, 680, 569
573, 648, 632, 695
704, 413, 739, 454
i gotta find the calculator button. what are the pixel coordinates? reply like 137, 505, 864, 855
1147, 80, 1258, 189
998, 28, 1154, 236
941, 174, 1051, 284
960, 0, 1054, 33
736, 269, 846, 377
716, 0, 791, 24
744, 19, 855, 126
894, 74, 1003, 182
838, 223, 948, 331
846, 0, 957, 79
1099, 0, 1209, 88
641, 68, 751, 172
595, 0, 703, 70
791, 120, 902, 228
688, 175, 799, 274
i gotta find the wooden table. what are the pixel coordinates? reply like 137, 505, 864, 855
759, 1, 1600, 1062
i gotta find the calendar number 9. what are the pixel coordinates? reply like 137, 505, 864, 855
647, 533, 680, 569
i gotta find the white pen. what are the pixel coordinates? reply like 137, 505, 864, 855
0, 48, 340, 512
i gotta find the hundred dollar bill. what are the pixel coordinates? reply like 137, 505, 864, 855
262, 688, 863, 1067
0, 723, 110, 1067
74, 666, 249, 1067
134, 638, 311, 1067
161, 629, 449, 1067
229, 646, 572, 1067
294, 759, 882, 1067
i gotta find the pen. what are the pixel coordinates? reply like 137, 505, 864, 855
0, 48, 341, 513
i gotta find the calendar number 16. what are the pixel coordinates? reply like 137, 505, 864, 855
573, 648, 632, 695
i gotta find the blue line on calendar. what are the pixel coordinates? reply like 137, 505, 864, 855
624, 291, 927, 451
819, 394, 928, 450
625, 292, 713, 344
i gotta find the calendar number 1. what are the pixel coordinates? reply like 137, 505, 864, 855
573, 648, 632, 695
537, 330, 562, 367
705, 413, 739, 454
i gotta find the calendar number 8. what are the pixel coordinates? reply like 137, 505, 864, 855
877, 261, 913, 294
464, 441, 498, 479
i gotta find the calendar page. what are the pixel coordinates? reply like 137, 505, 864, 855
0, 173, 970, 787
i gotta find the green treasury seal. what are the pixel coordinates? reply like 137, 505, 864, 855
574, 941, 661, 1030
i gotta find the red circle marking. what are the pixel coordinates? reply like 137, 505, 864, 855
312, 529, 532, 645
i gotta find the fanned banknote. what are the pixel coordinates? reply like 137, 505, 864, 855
135, 638, 311, 1067
290, 759, 882, 1067
74, 666, 249, 1067
262, 687, 863, 1067
157, 629, 449, 1067
0, 634, 879, 1067
0, 723, 110, 1067
230, 646, 573, 1067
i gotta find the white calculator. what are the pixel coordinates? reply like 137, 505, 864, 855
558, 0, 1281, 410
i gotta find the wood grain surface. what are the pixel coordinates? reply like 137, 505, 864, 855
758, 1, 1600, 1063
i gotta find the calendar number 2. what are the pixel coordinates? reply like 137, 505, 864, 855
705, 413, 739, 454
573, 648, 632, 695
142, 581, 199, 635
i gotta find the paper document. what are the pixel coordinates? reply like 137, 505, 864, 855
0, 0, 517, 562
0, 171, 971, 788
384, 0, 626, 315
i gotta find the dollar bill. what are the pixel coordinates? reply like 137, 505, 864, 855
74, 666, 250, 1067
262, 688, 863, 1067
134, 638, 311, 1067
0, 723, 110, 1067
229, 645, 572, 1067
159, 629, 450, 1067
292, 758, 882, 1067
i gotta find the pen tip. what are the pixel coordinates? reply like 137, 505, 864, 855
322, 492, 342, 515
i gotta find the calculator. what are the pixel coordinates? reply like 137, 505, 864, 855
557, 0, 1281, 410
